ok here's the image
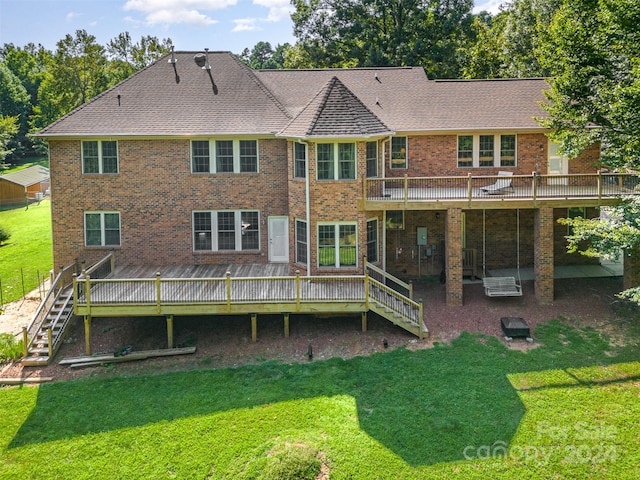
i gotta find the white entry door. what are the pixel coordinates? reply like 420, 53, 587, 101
268, 216, 289, 263
548, 141, 569, 185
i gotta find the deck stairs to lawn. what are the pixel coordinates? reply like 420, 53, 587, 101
365, 262, 428, 338
21, 265, 78, 367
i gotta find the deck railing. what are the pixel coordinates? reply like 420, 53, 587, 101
74, 271, 371, 309
364, 172, 640, 204
23, 262, 77, 354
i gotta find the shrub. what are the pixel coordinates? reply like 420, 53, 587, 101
258, 442, 322, 480
0, 333, 23, 362
0, 225, 10, 246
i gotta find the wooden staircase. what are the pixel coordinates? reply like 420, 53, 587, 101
365, 261, 428, 338
22, 267, 77, 367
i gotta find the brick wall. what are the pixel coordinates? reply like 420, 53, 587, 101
49, 138, 289, 268
534, 207, 555, 303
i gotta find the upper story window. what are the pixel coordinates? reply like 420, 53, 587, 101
193, 210, 260, 252
84, 212, 121, 246
82, 140, 118, 174
294, 142, 306, 178
457, 134, 517, 168
191, 139, 259, 173
366, 141, 378, 177
390, 136, 407, 169
317, 143, 356, 180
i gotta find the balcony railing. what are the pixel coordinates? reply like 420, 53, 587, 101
363, 172, 640, 205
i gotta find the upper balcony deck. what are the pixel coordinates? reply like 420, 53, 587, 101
361, 172, 640, 211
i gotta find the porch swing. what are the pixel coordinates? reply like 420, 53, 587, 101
482, 209, 523, 297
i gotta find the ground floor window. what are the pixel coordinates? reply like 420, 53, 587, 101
296, 219, 307, 264
366, 218, 378, 263
318, 223, 357, 267
84, 212, 121, 246
193, 210, 260, 251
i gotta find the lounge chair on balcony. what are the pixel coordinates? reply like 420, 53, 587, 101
481, 171, 514, 194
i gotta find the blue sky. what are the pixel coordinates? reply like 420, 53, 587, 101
0, 0, 502, 55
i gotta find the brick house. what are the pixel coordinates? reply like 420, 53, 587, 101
31, 49, 636, 354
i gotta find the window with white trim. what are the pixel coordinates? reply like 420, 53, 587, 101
316, 143, 356, 180
84, 212, 121, 246
390, 136, 407, 169
318, 223, 357, 267
191, 140, 259, 173
457, 134, 517, 168
366, 141, 378, 177
294, 142, 306, 178
193, 210, 260, 251
295, 219, 307, 264
366, 218, 378, 263
82, 140, 118, 174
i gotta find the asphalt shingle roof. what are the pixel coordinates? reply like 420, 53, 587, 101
0, 166, 50, 187
278, 76, 392, 138
36, 52, 292, 137
35, 51, 551, 139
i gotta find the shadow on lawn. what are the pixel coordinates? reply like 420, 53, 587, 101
8, 320, 638, 467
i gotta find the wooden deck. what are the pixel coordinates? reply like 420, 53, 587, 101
362, 172, 640, 210
72, 259, 426, 342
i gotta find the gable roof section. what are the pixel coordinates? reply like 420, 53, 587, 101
278, 76, 393, 138
0, 166, 50, 187
35, 52, 292, 137
257, 67, 434, 132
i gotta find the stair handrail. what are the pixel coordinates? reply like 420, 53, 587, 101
24, 262, 77, 346
365, 259, 413, 299
368, 277, 423, 330
46, 288, 75, 357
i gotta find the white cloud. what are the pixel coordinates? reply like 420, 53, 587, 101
124, 0, 236, 26
252, 0, 293, 22
65, 11, 82, 21
233, 18, 258, 32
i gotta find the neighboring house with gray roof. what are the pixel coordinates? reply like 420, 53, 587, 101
35, 50, 613, 312
0, 165, 50, 208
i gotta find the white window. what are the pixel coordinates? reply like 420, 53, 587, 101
366, 218, 378, 263
193, 210, 260, 251
191, 140, 259, 173
390, 136, 407, 169
316, 143, 356, 180
82, 140, 118, 174
294, 142, 306, 178
366, 141, 378, 177
84, 212, 121, 246
457, 134, 517, 168
295, 219, 307, 264
318, 223, 357, 268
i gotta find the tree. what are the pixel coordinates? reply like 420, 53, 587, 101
31, 30, 109, 132
559, 197, 640, 303
239, 42, 290, 69
290, 0, 475, 78
0, 63, 30, 160
543, 0, 640, 304
538, 0, 640, 169
460, 0, 561, 79
107, 33, 173, 84
0, 115, 19, 168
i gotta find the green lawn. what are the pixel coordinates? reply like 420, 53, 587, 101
1, 319, 639, 479
0, 199, 53, 305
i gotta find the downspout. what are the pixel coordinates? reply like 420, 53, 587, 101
299, 139, 312, 277
382, 136, 391, 272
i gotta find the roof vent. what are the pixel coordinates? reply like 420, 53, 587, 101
194, 53, 206, 68
168, 46, 177, 64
